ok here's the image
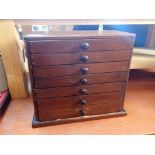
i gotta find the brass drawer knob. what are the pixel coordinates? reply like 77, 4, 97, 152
80, 88, 87, 95
80, 55, 89, 62
80, 78, 88, 84
80, 109, 86, 116
80, 42, 90, 50
80, 99, 87, 105
80, 67, 88, 74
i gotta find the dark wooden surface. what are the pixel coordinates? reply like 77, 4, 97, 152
31, 50, 131, 66
34, 82, 126, 98
34, 71, 128, 88
24, 30, 135, 127
24, 30, 135, 40
39, 102, 124, 121
33, 61, 130, 77
25, 37, 40, 120
32, 110, 127, 128
29, 38, 135, 54
37, 92, 124, 110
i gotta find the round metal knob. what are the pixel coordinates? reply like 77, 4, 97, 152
80, 42, 90, 50
80, 55, 89, 62
80, 67, 88, 74
80, 99, 87, 105
80, 78, 88, 84
80, 109, 86, 116
80, 88, 87, 95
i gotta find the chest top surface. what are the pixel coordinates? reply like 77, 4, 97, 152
24, 30, 136, 41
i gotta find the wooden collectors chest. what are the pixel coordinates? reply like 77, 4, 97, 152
24, 30, 135, 127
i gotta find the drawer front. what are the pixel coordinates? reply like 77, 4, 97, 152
34, 82, 126, 98
38, 101, 123, 121
31, 50, 131, 66
37, 92, 124, 110
34, 71, 128, 88
29, 38, 135, 54
33, 61, 130, 77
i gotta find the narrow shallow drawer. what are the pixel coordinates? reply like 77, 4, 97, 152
34, 71, 128, 88
33, 61, 130, 77
37, 92, 124, 110
31, 50, 131, 66
34, 82, 126, 98
29, 38, 135, 54
38, 101, 123, 121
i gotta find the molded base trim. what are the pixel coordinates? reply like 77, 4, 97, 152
32, 110, 127, 128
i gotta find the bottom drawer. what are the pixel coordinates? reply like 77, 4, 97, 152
38, 101, 123, 121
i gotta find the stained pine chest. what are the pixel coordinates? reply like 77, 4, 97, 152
24, 30, 135, 127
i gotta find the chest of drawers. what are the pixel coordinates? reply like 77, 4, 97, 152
24, 30, 135, 127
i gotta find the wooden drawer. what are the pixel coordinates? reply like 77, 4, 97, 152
34, 71, 128, 88
29, 38, 135, 54
37, 92, 124, 110
34, 82, 126, 98
31, 50, 131, 66
38, 101, 123, 121
33, 61, 130, 77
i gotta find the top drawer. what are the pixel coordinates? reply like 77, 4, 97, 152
29, 38, 135, 54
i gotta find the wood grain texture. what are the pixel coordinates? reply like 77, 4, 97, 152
38, 102, 123, 121
34, 82, 126, 98
25, 37, 40, 120
33, 110, 127, 127
37, 92, 124, 110
25, 31, 135, 126
31, 50, 131, 66
0, 20, 28, 99
29, 37, 135, 54
34, 71, 128, 88
25, 30, 135, 40
33, 61, 130, 77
